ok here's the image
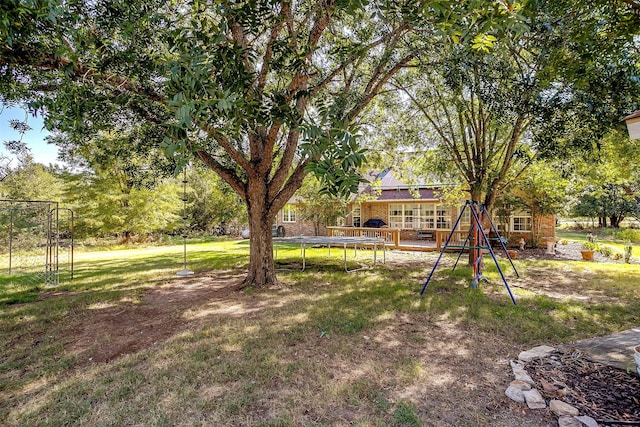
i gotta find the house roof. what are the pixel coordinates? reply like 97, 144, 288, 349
355, 169, 448, 201
623, 111, 640, 121
375, 188, 439, 201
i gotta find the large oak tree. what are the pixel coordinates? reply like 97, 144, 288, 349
0, 0, 444, 287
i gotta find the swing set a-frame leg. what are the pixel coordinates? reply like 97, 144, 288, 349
468, 205, 517, 305
420, 200, 518, 305
420, 201, 470, 295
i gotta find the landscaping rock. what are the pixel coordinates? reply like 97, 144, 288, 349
505, 380, 532, 403
550, 400, 579, 416
510, 359, 525, 371
575, 415, 599, 427
558, 416, 583, 427
513, 368, 535, 385
523, 388, 546, 409
518, 345, 556, 362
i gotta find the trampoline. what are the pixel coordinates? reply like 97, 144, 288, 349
273, 235, 386, 272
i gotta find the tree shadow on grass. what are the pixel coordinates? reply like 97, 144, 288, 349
3, 253, 640, 426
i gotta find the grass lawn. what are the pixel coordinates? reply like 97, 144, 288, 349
1, 240, 639, 426
557, 229, 640, 256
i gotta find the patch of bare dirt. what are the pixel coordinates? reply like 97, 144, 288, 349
63, 270, 246, 365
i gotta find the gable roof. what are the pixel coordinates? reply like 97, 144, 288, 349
354, 169, 450, 202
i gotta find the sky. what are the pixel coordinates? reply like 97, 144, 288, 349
0, 106, 61, 166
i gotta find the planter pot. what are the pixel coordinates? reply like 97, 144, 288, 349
581, 250, 594, 261
546, 241, 556, 254
635, 345, 640, 377
507, 250, 518, 260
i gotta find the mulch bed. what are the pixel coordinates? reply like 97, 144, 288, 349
525, 349, 640, 425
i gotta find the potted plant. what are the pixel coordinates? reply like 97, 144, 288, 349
581, 241, 598, 261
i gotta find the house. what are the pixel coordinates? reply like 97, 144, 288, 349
273, 195, 329, 237
276, 169, 556, 248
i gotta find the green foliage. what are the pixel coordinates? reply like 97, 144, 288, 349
0, 158, 63, 201
598, 245, 613, 258
393, 400, 421, 426
64, 171, 181, 239
295, 176, 348, 234
511, 161, 569, 244
185, 165, 246, 234
615, 229, 640, 243
568, 129, 640, 227
581, 241, 598, 251
625, 244, 633, 264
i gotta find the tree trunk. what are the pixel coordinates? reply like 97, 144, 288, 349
468, 188, 484, 266
243, 181, 278, 289
599, 216, 607, 228
610, 215, 623, 228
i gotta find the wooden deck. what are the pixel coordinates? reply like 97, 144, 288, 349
326, 227, 468, 252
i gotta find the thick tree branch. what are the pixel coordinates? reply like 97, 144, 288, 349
619, 0, 640, 10
256, 7, 286, 94
269, 127, 302, 193
1, 51, 168, 106
195, 150, 248, 199
269, 156, 312, 217
346, 54, 416, 122
198, 122, 252, 173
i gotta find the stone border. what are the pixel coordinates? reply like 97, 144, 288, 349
505, 345, 600, 427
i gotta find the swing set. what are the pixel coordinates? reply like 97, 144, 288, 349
420, 200, 519, 305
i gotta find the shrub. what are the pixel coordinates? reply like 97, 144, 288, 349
615, 229, 640, 243
612, 252, 623, 260
598, 245, 613, 258
625, 244, 633, 264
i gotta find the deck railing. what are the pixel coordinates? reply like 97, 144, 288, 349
326, 227, 473, 251
434, 230, 468, 249
326, 226, 400, 247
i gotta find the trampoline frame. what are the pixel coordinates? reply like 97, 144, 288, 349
273, 235, 386, 273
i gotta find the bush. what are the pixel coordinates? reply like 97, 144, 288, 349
612, 252, 623, 260
614, 229, 640, 243
598, 245, 613, 258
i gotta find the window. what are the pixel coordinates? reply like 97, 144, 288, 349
352, 206, 361, 227
282, 204, 296, 223
419, 204, 435, 229
436, 205, 451, 229
512, 212, 532, 232
459, 205, 471, 229
389, 204, 404, 228
388, 203, 450, 230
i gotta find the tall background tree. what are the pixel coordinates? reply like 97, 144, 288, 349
569, 129, 640, 228
185, 165, 246, 235
374, 0, 639, 214
0, 0, 528, 287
